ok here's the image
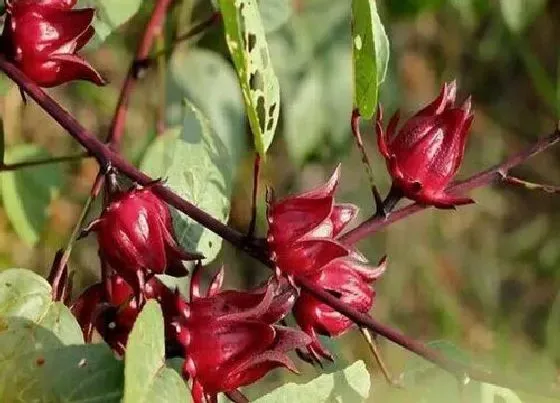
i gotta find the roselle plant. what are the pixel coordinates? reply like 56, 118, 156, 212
0, 1, 559, 403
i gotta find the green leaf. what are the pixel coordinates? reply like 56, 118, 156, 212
78, 0, 144, 45
166, 48, 247, 165
0, 269, 123, 402
0, 268, 81, 343
0, 145, 63, 246
400, 341, 488, 403
219, 0, 280, 156
123, 300, 190, 403
253, 361, 370, 402
0, 341, 124, 403
140, 102, 233, 263
499, 0, 546, 33
351, 0, 390, 119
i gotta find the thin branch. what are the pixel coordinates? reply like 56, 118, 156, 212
0, 152, 89, 171
499, 172, 560, 193
136, 12, 222, 68
107, 0, 174, 148
340, 128, 560, 246
2, 56, 559, 398
351, 109, 384, 214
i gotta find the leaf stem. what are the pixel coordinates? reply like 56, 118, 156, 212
246, 153, 261, 239
351, 108, 384, 214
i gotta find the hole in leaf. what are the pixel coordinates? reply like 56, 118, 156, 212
256, 96, 266, 133
266, 118, 274, 131
268, 103, 277, 118
249, 70, 264, 92
247, 33, 257, 53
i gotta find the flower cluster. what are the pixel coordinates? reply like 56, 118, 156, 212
63, 81, 475, 401
1, 0, 105, 87
173, 265, 308, 403
267, 166, 387, 360
376, 81, 474, 208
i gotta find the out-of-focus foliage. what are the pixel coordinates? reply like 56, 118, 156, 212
0, 0, 558, 401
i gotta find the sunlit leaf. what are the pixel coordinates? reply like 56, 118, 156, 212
351, 0, 390, 119
123, 300, 191, 403
253, 361, 370, 402
219, 0, 280, 156
140, 102, 233, 263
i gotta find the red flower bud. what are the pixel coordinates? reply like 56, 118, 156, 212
376, 81, 475, 208
2, 0, 105, 87
88, 185, 201, 302
293, 257, 386, 360
267, 167, 386, 360
174, 265, 309, 403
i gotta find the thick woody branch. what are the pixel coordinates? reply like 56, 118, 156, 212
1, 56, 559, 398
340, 128, 560, 245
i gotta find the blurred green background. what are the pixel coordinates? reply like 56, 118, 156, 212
0, 0, 559, 401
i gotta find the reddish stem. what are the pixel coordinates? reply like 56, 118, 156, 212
340, 128, 560, 245
2, 56, 559, 398
106, 0, 174, 148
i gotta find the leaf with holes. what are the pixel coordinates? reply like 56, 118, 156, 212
123, 300, 191, 403
219, 0, 280, 156
0, 268, 123, 402
351, 0, 390, 119
0, 145, 63, 246
253, 361, 370, 402
141, 102, 232, 264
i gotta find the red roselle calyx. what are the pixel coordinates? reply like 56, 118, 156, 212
71, 274, 176, 355
87, 185, 202, 303
1, 0, 105, 87
267, 166, 386, 360
174, 265, 309, 403
376, 81, 475, 208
